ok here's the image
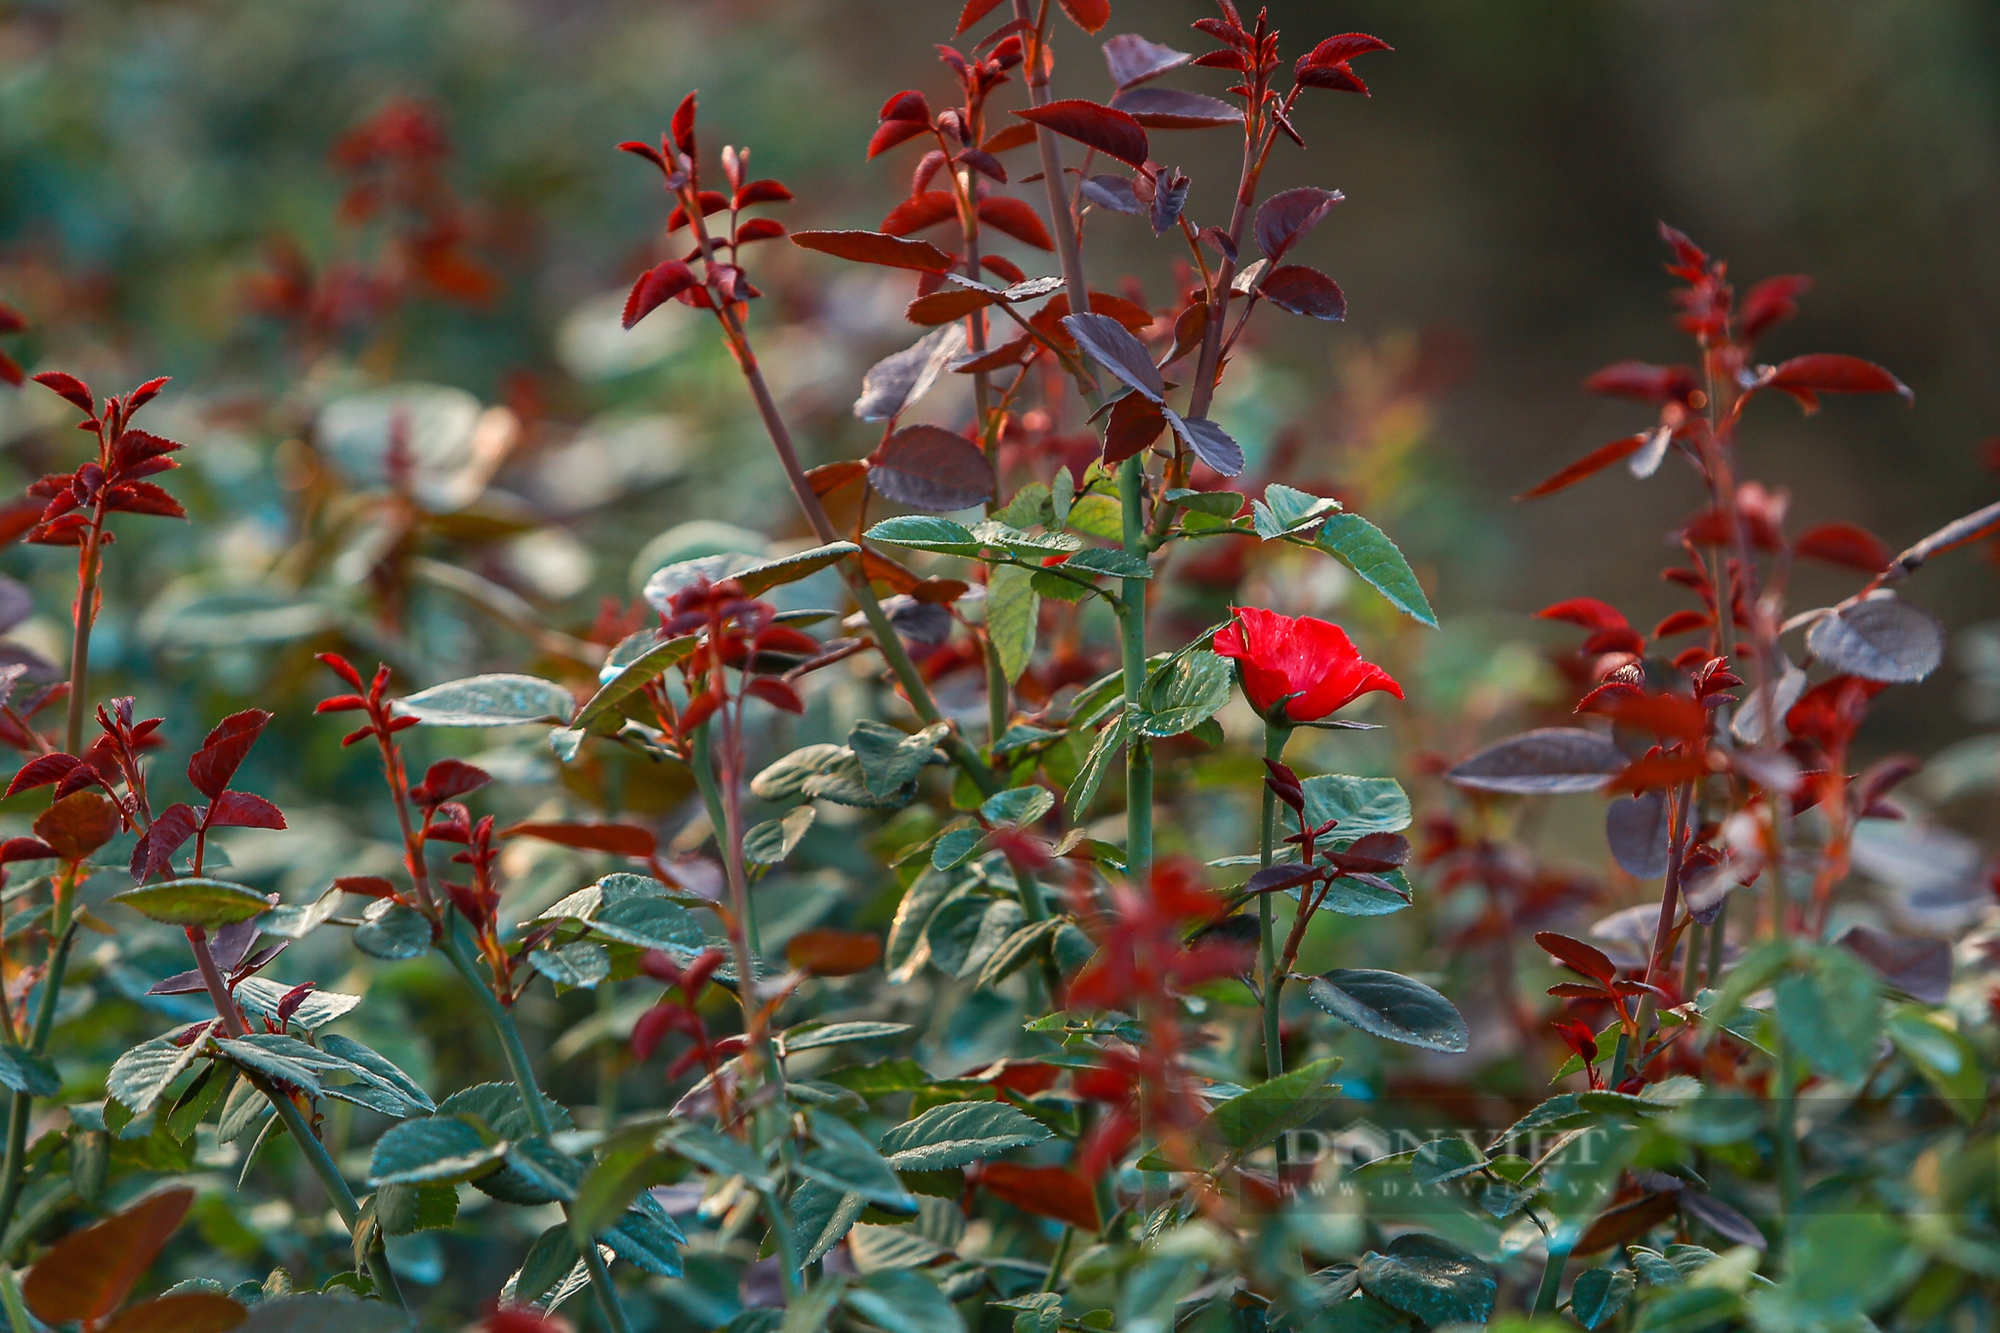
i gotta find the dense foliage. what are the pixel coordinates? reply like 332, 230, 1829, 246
0, 4, 1996, 1333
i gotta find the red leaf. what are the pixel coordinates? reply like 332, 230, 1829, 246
23, 1187, 194, 1325
1103, 392, 1167, 465
786, 927, 881, 976
981, 254, 1026, 285
1578, 689, 1708, 743
791, 230, 956, 273
0, 350, 20, 388
188, 709, 272, 799
208, 790, 287, 831
334, 875, 399, 900
806, 460, 870, 497
981, 1162, 1100, 1229
412, 758, 493, 807
0, 837, 56, 864
1584, 361, 1699, 404
1014, 100, 1150, 170
1651, 609, 1711, 639
623, 261, 699, 328
1055, 0, 1109, 34
31, 371, 93, 415
881, 191, 959, 236
131, 803, 199, 880
865, 119, 926, 160
870, 424, 996, 511
665, 191, 728, 233
501, 820, 657, 858
1764, 354, 1911, 409
1258, 264, 1346, 320
1254, 187, 1343, 262
33, 790, 119, 862
1609, 749, 1713, 794
734, 218, 786, 246
1302, 33, 1393, 66
734, 179, 793, 208
977, 197, 1054, 250
618, 140, 668, 172
1103, 33, 1192, 88
101, 481, 185, 519
1028, 291, 1154, 351
956, 0, 1007, 35
1516, 435, 1648, 500
980, 123, 1039, 155
1534, 930, 1616, 984
1739, 274, 1812, 342
670, 92, 697, 155
0, 301, 24, 335
7, 753, 81, 798
906, 288, 998, 326
1794, 522, 1891, 573
1108, 86, 1240, 130
744, 678, 804, 713
1536, 598, 1629, 632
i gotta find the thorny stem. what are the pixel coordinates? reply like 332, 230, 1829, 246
438, 922, 635, 1333
1257, 723, 1286, 1094
1636, 780, 1697, 1047
255, 1074, 408, 1313
1117, 456, 1152, 885
64, 519, 104, 756
1013, 0, 1088, 320
0, 877, 79, 1246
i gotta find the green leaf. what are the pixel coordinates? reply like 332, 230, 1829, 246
0, 1044, 59, 1098
1065, 493, 1125, 540
661, 1122, 773, 1190
886, 869, 958, 983
866, 516, 982, 556
752, 744, 847, 802
1570, 1267, 1635, 1330
1774, 945, 1881, 1083
516, 1223, 582, 1304
1300, 776, 1412, 837
987, 564, 1040, 684
392, 673, 577, 726
980, 785, 1054, 828
1886, 1004, 1983, 1117
733, 542, 858, 596
1066, 710, 1131, 818
1410, 1137, 1486, 1186
970, 519, 1082, 558
603, 1192, 686, 1276
997, 482, 1053, 530
352, 903, 432, 960
1254, 483, 1340, 539
844, 1270, 966, 1333
1139, 648, 1231, 738
1635, 1287, 1740, 1333
1164, 488, 1244, 518
376, 1181, 459, 1236
1356, 1233, 1496, 1328
1308, 969, 1470, 1052
976, 919, 1060, 989
931, 823, 986, 871
798, 1140, 916, 1210
528, 941, 613, 991
235, 976, 360, 1032
238, 1295, 410, 1333
781, 1022, 914, 1056
1314, 1294, 1413, 1332
366, 1114, 506, 1185
256, 889, 342, 940
791, 1179, 865, 1266
573, 633, 699, 732
849, 720, 947, 799
111, 878, 270, 928
823, 1059, 935, 1097
319, 1034, 434, 1112
744, 805, 817, 866
878, 1100, 1052, 1169
109, 1029, 210, 1115
1315, 513, 1437, 628
1061, 548, 1153, 579
1198, 1056, 1344, 1161
590, 894, 704, 953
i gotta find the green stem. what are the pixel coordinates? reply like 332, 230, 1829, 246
0, 1264, 31, 1333
1532, 1234, 1571, 1315
1258, 723, 1287, 1096
64, 523, 103, 756
1774, 1035, 1800, 1251
1117, 456, 1152, 885
437, 924, 634, 1333
258, 1077, 407, 1312
690, 725, 751, 954
1608, 1029, 1630, 1089
984, 631, 1010, 750
0, 915, 77, 1238
1042, 1225, 1074, 1294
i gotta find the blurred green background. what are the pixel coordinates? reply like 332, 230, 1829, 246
2, 0, 1996, 1304
3, 0, 1995, 748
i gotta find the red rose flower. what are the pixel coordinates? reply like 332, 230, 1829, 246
1212, 606, 1403, 723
